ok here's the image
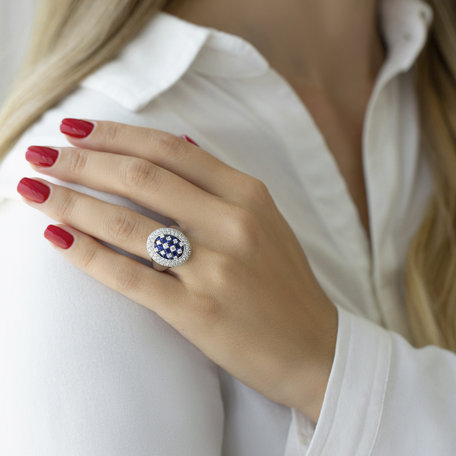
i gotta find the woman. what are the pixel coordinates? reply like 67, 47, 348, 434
0, 0, 455, 454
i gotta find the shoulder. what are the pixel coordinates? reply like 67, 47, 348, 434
0, 85, 142, 201
0, 10, 269, 201
0, 13, 205, 198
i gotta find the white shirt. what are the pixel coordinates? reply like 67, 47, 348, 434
1, 0, 454, 454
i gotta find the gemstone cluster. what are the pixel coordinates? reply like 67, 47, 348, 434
146, 227, 191, 268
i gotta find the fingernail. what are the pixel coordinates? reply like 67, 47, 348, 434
25, 146, 59, 167
44, 225, 74, 249
179, 135, 199, 147
60, 118, 94, 138
17, 177, 50, 203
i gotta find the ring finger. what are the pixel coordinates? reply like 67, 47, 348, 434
16, 176, 202, 269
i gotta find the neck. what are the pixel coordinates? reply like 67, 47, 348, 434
164, 0, 386, 99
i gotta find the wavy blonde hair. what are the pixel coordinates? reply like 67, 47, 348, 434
406, 0, 456, 349
0, 0, 455, 350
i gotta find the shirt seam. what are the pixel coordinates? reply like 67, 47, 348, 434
313, 309, 393, 455
316, 307, 351, 455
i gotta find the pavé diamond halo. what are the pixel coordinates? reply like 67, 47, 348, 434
146, 227, 191, 270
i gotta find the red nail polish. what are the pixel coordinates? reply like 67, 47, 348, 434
60, 118, 94, 138
17, 178, 50, 203
25, 146, 59, 167
44, 225, 74, 249
180, 135, 199, 147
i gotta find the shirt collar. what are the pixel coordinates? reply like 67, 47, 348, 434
80, 0, 433, 112
378, 0, 433, 80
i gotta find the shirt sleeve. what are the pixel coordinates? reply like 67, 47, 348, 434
284, 304, 456, 455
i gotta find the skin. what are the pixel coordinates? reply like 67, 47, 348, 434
20, 121, 338, 424
165, 0, 386, 242
18, 0, 386, 425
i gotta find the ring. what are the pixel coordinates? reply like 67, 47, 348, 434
146, 226, 191, 271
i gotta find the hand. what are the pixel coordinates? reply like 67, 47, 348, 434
18, 118, 338, 423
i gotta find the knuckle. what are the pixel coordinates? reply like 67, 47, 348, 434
122, 159, 159, 189
152, 132, 189, 164
154, 131, 181, 152
103, 121, 123, 146
56, 189, 77, 220
209, 253, 236, 286
107, 211, 139, 242
67, 149, 89, 175
225, 205, 261, 250
79, 243, 98, 271
166, 138, 190, 162
143, 130, 191, 166
242, 177, 272, 204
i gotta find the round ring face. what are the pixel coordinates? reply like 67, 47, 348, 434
146, 227, 191, 268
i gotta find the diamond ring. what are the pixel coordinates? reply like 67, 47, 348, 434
146, 227, 191, 271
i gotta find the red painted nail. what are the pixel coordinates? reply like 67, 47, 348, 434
25, 146, 59, 167
17, 177, 50, 203
179, 135, 199, 147
44, 225, 74, 249
60, 118, 94, 138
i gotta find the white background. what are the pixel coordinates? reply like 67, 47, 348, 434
0, 0, 36, 105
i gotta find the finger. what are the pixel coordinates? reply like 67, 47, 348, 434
43, 223, 184, 320
18, 175, 203, 274
18, 176, 167, 262
25, 145, 227, 233
18, 175, 207, 278
59, 118, 252, 203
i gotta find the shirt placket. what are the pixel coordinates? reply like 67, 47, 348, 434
362, 4, 432, 335
253, 66, 382, 323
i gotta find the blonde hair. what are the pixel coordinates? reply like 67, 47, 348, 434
406, 0, 456, 349
0, 0, 455, 350
0, 0, 166, 155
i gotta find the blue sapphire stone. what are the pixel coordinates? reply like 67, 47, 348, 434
154, 234, 185, 260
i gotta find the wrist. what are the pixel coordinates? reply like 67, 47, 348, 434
290, 305, 338, 424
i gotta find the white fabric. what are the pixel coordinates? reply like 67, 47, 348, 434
1, 0, 454, 454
